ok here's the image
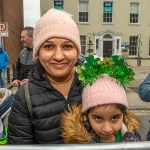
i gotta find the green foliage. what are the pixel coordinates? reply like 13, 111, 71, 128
76, 55, 135, 88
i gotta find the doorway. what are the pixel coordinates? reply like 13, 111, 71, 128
103, 41, 113, 57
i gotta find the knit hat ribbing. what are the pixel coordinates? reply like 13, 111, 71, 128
82, 76, 128, 113
33, 9, 81, 58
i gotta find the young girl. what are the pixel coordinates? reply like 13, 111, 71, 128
60, 55, 141, 143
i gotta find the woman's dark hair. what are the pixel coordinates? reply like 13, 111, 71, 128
29, 60, 45, 80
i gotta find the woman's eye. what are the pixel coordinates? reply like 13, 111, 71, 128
43, 44, 54, 49
63, 44, 73, 49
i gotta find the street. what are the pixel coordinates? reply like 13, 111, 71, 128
132, 111, 150, 141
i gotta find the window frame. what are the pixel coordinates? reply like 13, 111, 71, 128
80, 35, 86, 55
103, 1, 113, 23
130, 2, 140, 24
129, 36, 138, 56
79, 0, 89, 23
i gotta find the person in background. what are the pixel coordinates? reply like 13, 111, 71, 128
138, 73, 150, 141
7, 8, 82, 144
61, 55, 142, 143
0, 45, 10, 88
12, 27, 37, 87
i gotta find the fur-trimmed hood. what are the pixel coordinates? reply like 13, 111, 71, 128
60, 105, 92, 143
60, 104, 141, 143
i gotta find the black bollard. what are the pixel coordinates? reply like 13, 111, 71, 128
137, 57, 142, 66
7, 67, 10, 84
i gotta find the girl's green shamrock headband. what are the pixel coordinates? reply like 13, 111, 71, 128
76, 55, 135, 89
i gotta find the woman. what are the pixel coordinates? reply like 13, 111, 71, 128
7, 8, 82, 144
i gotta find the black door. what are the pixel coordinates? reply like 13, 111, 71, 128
103, 41, 113, 57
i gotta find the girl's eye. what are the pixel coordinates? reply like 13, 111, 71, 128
94, 116, 102, 122
111, 115, 119, 121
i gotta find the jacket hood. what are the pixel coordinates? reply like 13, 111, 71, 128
60, 104, 92, 143
0, 45, 4, 53
60, 104, 141, 143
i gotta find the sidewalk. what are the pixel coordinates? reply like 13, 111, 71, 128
127, 66, 150, 110
5, 65, 150, 110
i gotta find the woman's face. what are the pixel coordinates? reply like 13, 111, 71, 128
39, 38, 78, 81
88, 105, 123, 143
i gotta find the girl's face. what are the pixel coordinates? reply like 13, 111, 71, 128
88, 105, 124, 143
39, 38, 78, 81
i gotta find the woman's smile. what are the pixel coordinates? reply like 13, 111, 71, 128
52, 63, 68, 69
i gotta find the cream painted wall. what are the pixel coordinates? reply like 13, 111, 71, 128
40, 0, 150, 66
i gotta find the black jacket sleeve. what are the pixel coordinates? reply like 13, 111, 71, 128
7, 86, 35, 144
12, 57, 21, 81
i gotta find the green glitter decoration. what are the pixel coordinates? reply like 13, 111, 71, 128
76, 55, 135, 89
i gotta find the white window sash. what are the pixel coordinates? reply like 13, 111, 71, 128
130, 3, 139, 14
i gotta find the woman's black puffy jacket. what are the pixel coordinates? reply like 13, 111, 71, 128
7, 63, 82, 144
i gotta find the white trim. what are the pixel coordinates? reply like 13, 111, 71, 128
94, 29, 122, 57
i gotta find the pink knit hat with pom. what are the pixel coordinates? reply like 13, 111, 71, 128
82, 76, 128, 113
33, 8, 81, 58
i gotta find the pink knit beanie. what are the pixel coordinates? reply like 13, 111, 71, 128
76, 55, 134, 113
82, 76, 128, 113
33, 8, 81, 58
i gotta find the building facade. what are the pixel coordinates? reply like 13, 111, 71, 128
0, 0, 23, 64
40, 0, 150, 66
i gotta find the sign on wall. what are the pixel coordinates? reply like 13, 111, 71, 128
104, 2, 113, 12
0, 22, 9, 37
54, 1, 64, 10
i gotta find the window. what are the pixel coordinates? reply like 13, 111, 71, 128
130, 3, 139, 23
129, 36, 138, 56
54, 0, 64, 10
103, 1, 113, 23
96, 39, 99, 49
80, 35, 86, 55
116, 39, 119, 49
96, 39, 99, 54
79, 0, 89, 22
103, 34, 112, 39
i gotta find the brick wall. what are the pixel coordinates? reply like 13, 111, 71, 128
0, 0, 24, 64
